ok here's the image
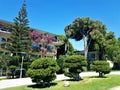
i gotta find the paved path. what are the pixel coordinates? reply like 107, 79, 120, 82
109, 86, 120, 90
0, 78, 33, 89
0, 71, 120, 89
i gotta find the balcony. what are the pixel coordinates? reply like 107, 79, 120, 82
0, 28, 11, 34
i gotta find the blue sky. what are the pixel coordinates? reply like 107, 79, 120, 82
0, 0, 120, 50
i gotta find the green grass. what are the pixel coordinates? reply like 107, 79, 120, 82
0, 78, 7, 80
2, 75, 120, 90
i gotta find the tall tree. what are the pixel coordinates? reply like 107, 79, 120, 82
2, 1, 32, 78
8, 0, 32, 56
90, 31, 105, 59
65, 17, 107, 59
88, 21, 107, 60
58, 34, 74, 55
105, 32, 120, 69
65, 18, 92, 59
105, 32, 116, 61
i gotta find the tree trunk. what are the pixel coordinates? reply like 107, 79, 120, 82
0, 68, 3, 76
99, 72, 103, 77
99, 46, 105, 60
65, 43, 67, 55
11, 70, 15, 78
75, 73, 81, 81
83, 36, 88, 59
41, 82, 46, 87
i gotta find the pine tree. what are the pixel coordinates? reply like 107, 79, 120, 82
0, 1, 32, 78
8, 0, 32, 56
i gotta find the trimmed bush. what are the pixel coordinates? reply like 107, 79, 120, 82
27, 58, 59, 86
64, 55, 87, 81
92, 60, 111, 77
56, 55, 65, 74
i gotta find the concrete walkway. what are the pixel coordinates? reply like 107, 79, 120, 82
0, 78, 33, 89
109, 86, 120, 90
0, 71, 120, 89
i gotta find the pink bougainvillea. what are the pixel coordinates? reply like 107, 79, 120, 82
44, 34, 56, 43
30, 31, 42, 43
30, 31, 56, 43
30, 31, 56, 56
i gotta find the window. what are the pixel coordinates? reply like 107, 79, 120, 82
31, 43, 41, 52
47, 45, 54, 52
0, 37, 2, 42
1, 38, 7, 42
88, 53, 95, 60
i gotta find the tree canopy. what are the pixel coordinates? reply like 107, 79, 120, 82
64, 17, 107, 59
105, 32, 120, 63
7, 1, 32, 55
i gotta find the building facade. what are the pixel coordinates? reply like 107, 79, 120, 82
0, 19, 60, 59
75, 50, 99, 60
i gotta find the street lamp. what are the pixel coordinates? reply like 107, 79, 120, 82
20, 52, 25, 78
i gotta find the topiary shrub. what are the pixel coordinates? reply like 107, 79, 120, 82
27, 58, 59, 87
56, 55, 65, 74
64, 55, 87, 81
92, 60, 111, 77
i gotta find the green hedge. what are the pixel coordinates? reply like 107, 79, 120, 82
27, 58, 59, 86
92, 60, 111, 77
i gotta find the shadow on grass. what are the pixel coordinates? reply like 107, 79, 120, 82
27, 82, 57, 89
62, 78, 83, 82
89, 76, 108, 78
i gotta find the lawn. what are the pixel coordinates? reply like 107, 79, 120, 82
2, 75, 120, 90
0, 77, 7, 80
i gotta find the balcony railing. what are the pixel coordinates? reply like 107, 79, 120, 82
0, 28, 11, 33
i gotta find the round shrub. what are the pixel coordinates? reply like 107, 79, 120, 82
56, 55, 65, 74
64, 55, 87, 81
92, 60, 111, 77
27, 58, 59, 86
